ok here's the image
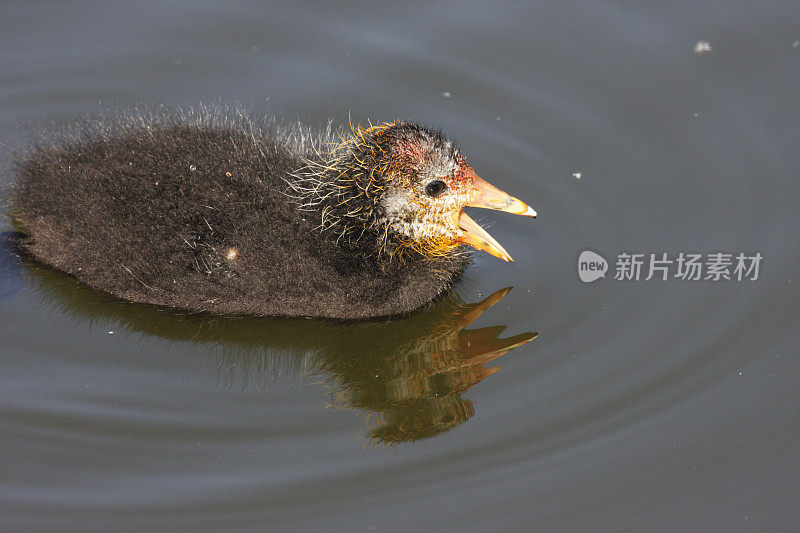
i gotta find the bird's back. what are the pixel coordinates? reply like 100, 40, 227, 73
13, 117, 467, 318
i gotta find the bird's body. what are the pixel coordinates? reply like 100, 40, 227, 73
11, 110, 533, 319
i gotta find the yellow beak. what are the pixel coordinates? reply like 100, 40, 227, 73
455, 169, 536, 262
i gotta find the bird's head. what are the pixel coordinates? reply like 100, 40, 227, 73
291, 122, 535, 262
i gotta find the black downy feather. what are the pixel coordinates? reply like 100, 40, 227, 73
11, 109, 469, 319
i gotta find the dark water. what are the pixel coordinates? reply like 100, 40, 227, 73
1, 2, 798, 530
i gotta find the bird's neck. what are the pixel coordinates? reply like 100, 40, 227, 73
287, 146, 402, 260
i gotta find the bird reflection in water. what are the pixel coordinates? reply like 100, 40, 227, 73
317, 288, 535, 445
2, 236, 535, 445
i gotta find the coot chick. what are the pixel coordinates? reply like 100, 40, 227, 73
12, 110, 535, 319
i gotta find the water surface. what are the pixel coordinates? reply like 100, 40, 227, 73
1, 2, 798, 530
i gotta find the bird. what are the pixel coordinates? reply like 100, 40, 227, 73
11, 108, 535, 319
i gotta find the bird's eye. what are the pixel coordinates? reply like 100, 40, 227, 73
425, 180, 448, 198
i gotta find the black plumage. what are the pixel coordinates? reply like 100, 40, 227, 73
11, 109, 533, 319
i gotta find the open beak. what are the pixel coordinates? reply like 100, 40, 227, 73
454, 169, 536, 262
